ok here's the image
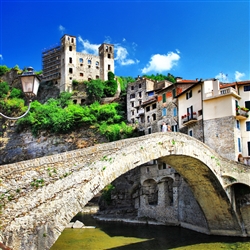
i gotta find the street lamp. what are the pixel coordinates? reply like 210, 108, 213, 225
0, 67, 40, 120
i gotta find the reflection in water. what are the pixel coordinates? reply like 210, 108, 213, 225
51, 214, 250, 250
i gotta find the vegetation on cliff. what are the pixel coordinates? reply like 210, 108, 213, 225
14, 91, 137, 141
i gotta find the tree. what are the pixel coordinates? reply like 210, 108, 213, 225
104, 71, 118, 97
86, 79, 104, 102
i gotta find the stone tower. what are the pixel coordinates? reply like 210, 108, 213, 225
99, 43, 114, 81
42, 35, 115, 93
60, 34, 77, 92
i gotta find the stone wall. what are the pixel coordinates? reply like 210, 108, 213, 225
0, 126, 108, 165
204, 116, 235, 160
97, 160, 208, 231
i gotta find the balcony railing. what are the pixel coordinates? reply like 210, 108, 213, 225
236, 106, 249, 119
204, 87, 238, 99
181, 112, 198, 125
138, 109, 144, 115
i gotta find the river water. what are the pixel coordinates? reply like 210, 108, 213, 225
51, 214, 250, 250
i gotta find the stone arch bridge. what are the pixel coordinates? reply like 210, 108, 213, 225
1, 132, 250, 250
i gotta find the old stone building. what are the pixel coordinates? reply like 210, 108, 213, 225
126, 76, 196, 134
42, 34, 114, 92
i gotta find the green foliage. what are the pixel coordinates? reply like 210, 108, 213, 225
0, 65, 10, 76
143, 73, 176, 83
99, 121, 135, 141
0, 81, 10, 98
57, 91, 73, 108
86, 79, 104, 101
10, 88, 23, 99
104, 71, 118, 97
101, 184, 115, 205
72, 79, 79, 86
108, 71, 115, 81
104, 79, 118, 97
16, 97, 136, 140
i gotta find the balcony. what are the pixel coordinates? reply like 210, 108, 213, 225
138, 108, 144, 115
181, 112, 198, 126
236, 107, 249, 120
204, 87, 239, 100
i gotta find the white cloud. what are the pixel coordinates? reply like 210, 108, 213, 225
0, 54, 3, 60
215, 72, 228, 82
115, 45, 137, 66
78, 36, 100, 55
235, 71, 245, 81
59, 25, 65, 34
141, 52, 180, 74
176, 49, 180, 54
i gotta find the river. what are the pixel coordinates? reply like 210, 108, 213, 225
50, 213, 250, 250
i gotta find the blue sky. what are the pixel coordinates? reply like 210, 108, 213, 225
0, 0, 249, 82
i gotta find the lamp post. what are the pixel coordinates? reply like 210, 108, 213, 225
0, 67, 40, 120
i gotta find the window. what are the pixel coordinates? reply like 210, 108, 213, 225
139, 84, 142, 88
148, 91, 154, 97
236, 120, 240, 129
188, 129, 193, 137
186, 90, 192, 99
246, 121, 250, 131
88, 59, 91, 64
173, 107, 177, 116
80, 72, 83, 77
162, 93, 166, 103
69, 68, 73, 74
79, 58, 83, 63
172, 89, 176, 98
108, 54, 111, 59
147, 116, 150, 122
146, 106, 150, 112
108, 64, 111, 70
248, 142, 250, 156
148, 127, 152, 134
69, 46, 72, 51
96, 61, 99, 69
131, 102, 134, 107
152, 114, 156, 120
187, 106, 193, 119
69, 57, 72, 63
162, 108, 167, 116
245, 101, 250, 110
235, 100, 239, 108
152, 103, 157, 109
130, 93, 135, 99
244, 86, 250, 92
96, 75, 99, 79
138, 92, 142, 98
131, 86, 134, 90
131, 110, 134, 116
163, 163, 167, 169
172, 125, 178, 132
71, 38, 74, 43
238, 138, 242, 152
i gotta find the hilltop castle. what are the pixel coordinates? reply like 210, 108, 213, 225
42, 34, 114, 92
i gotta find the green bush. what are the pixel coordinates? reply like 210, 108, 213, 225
10, 88, 23, 99
0, 81, 10, 98
0, 65, 10, 76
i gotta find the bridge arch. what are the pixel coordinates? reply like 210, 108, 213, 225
1, 132, 250, 249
